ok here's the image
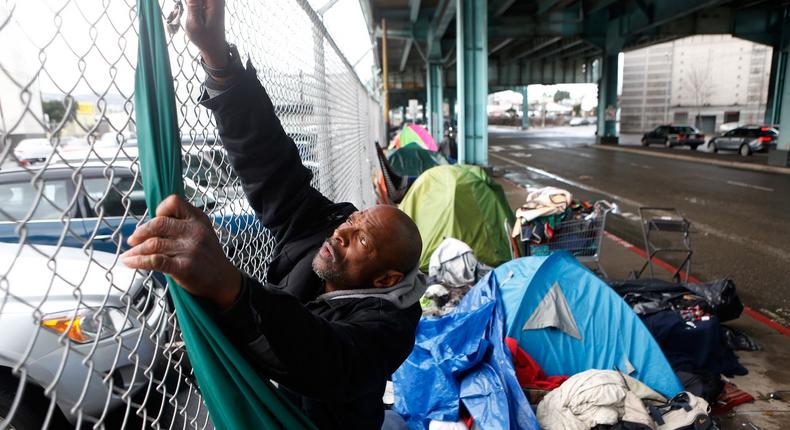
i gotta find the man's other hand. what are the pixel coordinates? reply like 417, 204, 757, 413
122, 195, 241, 309
185, 0, 227, 68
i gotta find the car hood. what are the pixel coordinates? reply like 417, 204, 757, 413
0, 243, 141, 311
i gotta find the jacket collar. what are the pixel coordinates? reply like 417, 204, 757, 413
316, 267, 427, 309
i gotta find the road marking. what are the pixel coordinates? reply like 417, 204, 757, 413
490, 152, 790, 264
629, 162, 654, 170
511, 152, 532, 158
725, 180, 774, 192
508, 144, 523, 150
619, 212, 642, 222
490, 145, 506, 152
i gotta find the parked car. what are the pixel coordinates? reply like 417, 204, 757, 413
0, 160, 260, 257
708, 125, 778, 156
0, 242, 167, 427
641, 125, 705, 149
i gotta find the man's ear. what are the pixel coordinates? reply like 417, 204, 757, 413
372, 270, 404, 289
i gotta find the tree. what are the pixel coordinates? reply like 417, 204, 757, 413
42, 100, 66, 124
553, 90, 571, 103
686, 66, 713, 127
572, 103, 582, 117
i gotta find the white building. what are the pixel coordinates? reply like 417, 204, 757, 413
621, 35, 772, 134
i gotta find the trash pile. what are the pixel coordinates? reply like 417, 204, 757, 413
373, 136, 755, 429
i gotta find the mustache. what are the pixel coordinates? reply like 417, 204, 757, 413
324, 238, 339, 261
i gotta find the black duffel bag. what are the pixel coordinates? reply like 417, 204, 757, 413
683, 279, 743, 322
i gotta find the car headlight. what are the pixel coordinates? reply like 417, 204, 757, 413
41, 307, 135, 344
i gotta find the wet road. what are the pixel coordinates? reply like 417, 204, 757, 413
488, 125, 790, 323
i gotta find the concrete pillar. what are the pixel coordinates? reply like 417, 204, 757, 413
427, 61, 444, 144
456, 0, 488, 165
520, 86, 529, 130
596, 52, 619, 144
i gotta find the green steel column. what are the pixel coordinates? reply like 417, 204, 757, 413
456, 0, 488, 165
427, 61, 444, 144
520, 86, 529, 130
596, 52, 619, 144
764, 49, 784, 125
771, 51, 790, 167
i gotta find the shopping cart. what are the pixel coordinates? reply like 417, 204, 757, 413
523, 200, 615, 277
633, 207, 692, 283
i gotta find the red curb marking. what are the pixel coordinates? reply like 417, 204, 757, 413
603, 231, 790, 337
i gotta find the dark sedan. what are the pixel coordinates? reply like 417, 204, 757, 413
641, 125, 706, 150
709, 125, 778, 156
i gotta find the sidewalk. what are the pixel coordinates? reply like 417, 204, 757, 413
497, 176, 790, 429
613, 133, 790, 175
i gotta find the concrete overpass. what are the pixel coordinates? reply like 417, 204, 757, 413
359, 0, 790, 166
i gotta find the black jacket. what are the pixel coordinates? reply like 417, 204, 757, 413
200, 62, 425, 429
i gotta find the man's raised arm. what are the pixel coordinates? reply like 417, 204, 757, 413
186, 0, 334, 243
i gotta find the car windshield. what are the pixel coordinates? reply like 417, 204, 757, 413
0, 179, 70, 221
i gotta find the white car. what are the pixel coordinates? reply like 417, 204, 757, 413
12, 138, 54, 165
0, 243, 168, 427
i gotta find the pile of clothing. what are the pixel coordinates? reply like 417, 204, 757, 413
609, 278, 757, 413
510, 187, 598, 256
420, 238, 490, 316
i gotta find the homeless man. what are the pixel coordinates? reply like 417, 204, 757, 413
121, 1, 426, 428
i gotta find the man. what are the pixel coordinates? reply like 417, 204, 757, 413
121, 1, 426, 428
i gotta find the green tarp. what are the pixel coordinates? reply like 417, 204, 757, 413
387, 145, 448, 177
399, 165, 515, 271
134, 1, 313, 428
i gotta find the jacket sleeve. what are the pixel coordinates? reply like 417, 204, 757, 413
215, 275, 419, 400
199, 61, 335, 244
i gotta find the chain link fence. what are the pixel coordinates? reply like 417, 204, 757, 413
0, 0, 382, 428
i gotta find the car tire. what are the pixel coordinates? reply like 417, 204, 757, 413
641, 138, 648, 147
690, 144, 699, 151
739, 144, 752, 157
0, 374, 69, 430
664, 138, 672, 148
710, 141, 718, 153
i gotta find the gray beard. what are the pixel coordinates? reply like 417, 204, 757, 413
312, 255, 343, 283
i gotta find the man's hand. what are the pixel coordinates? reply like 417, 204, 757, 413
122, 195, 241, 309
185, 0, 227, 68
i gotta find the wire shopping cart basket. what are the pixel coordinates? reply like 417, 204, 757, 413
522, 200, 614, 277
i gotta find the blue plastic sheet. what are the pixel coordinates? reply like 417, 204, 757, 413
392, 271, 540, 430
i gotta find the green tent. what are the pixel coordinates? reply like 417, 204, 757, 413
399, 165, 515, 270
134, 1, 314, 428
387, 145, 448, 177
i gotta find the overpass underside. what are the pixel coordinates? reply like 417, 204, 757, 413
364, 0, 790, 166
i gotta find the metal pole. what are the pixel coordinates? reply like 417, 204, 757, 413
382, 18, 390, 137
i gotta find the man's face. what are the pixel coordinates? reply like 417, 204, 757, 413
312, 208, 394, 289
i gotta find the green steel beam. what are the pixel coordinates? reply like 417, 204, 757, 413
457, 0, 488, 165
537, 0, 576, 16
427, 61, 444, 144
400, 39, 414, 71
520, 86, 529, 130
506, 37, 563, 63
488, 0, 518, 18
596, 20, 621, 144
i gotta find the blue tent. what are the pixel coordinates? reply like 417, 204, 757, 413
393, 267, 540, 430
497, 252, 683, 397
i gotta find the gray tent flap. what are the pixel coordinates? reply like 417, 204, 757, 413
523, 282, 582, 340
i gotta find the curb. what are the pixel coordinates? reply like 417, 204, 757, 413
593, 144, 790, 175
602, 231, 790, 337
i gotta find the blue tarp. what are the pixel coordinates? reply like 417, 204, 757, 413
392, 269, 540, 430
498, 252, 684, 397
